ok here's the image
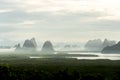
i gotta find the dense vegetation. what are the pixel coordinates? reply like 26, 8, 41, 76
0, 56, 120, 80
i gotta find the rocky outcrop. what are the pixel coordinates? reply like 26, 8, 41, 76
102, 39, 116, 48
23, 38, 37, 48
22, 38, 37, 52
84, 39, 103, 51
102, 41, 120, 53
85, 39, 116, 51
41, 41, 54, 54
15, 43, 22, 51
15, 38, 37, 52
31, 38, 37, 48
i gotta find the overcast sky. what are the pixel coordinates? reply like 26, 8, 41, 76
0, 0, 120, 45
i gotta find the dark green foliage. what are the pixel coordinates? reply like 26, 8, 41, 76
0, 59, 120, 80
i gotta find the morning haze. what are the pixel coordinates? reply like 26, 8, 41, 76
0, 0, 120, 44
0, 0, 120, 80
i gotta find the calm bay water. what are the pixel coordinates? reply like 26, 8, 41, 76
30, 53, 120, 60
66, 53, 120, 60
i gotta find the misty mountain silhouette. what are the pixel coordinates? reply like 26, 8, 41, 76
102, 41, 120, 53
23, 38, 37, 49
85, 39, 116, 51
15, 43, 21, 51
41, 41, 54, 54
15, 38, 37, 52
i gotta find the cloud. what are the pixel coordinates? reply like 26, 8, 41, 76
0, 0, 120, 43
5, 0, 120, 22
7, 0, 99, 13
0, 9, 13, 13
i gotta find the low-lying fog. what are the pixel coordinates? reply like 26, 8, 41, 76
0, 48, 120, 60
